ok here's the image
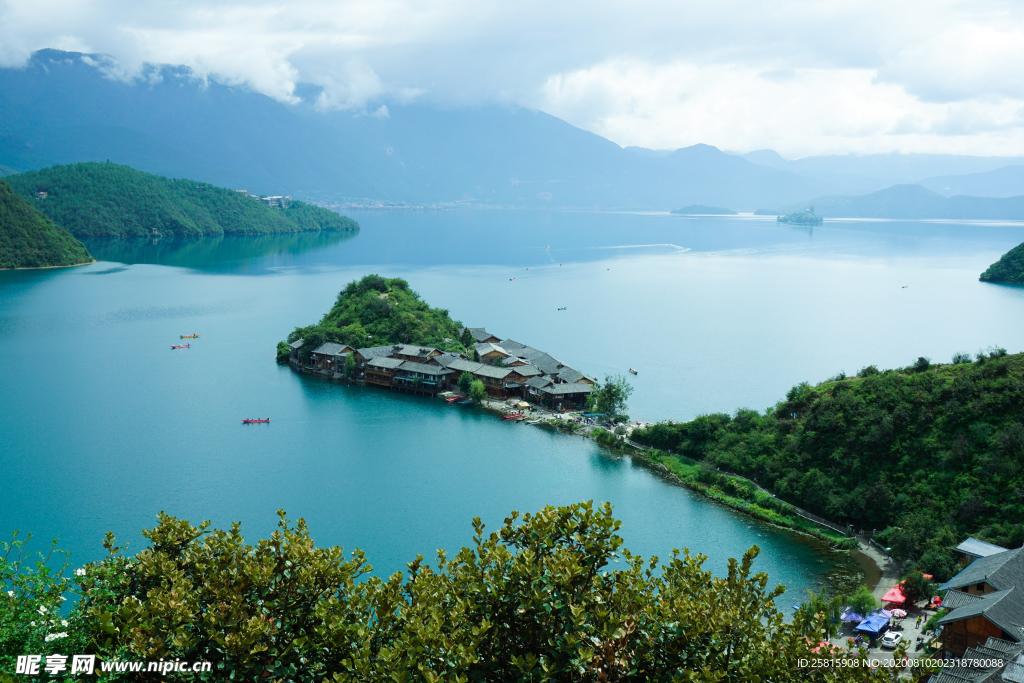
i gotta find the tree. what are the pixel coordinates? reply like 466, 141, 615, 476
275, 341, 290, 363
470, 379, 487, 404
458, 371, 473, 395
459, 327, 474, 350
845, 584, 878, 617
794, 587, 845, 639
901, 570, 938, 603
587, 374, 633, 422
344, 353, 356, 378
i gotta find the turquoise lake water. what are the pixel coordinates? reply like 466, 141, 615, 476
2, 210, 1023, 599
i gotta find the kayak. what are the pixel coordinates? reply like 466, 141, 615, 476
171, 344, 190, 349
446, 394, 463, 402
180, 334, 200, 338
502, 413, 522, 419
242, 418, 270, 424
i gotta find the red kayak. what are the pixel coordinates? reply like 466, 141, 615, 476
242, 418, 270, 424
446, 394, 463, 402
502, 413, 523, 419
171, 343, 190, 349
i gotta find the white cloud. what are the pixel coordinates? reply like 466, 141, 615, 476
3, 0, 1024, 153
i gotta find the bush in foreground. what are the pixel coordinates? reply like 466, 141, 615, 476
3, 504, 901, 682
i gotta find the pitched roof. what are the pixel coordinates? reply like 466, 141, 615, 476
311, 342, 353, 356
498, 339, 530, 353
289, 338, 304, 348
473, 365, 514, 379
937, 587, 1024, 642
511, 365, 543, 378
475, 342, 509, 357
463, 327, 499, 343
556, 368, 586, 384
398, 361, 453, 375
942, 590, 986, 610
367, 356, 404, 369
955, 538, 1010, 559
542, 382, 594, 395
356, 345, 398, 359
525, 376, 554, 389
941, 548, 1024, 592
448, 359, 484, 373
432, 352, 466, 368
395, 344, 439, 358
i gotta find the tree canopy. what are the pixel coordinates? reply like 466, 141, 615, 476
3, 503, 901, 683
5, 162, 359, 238
287, 274, 468, 353
0, 178, 92, 268
631, 350, 1024, 578
980, 240, 1024, 284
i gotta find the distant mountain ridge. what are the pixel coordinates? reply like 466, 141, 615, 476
0, 49, 842, 211
5, 162, 359, 238
0, 178, 92, 268
759, 184, 1024, 220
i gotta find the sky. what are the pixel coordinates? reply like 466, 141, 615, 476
2, 0, 1024, 157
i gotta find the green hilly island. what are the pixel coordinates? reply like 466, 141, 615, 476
283, 274, 471, 361
980, 241, 1024, 284
0, 177, 92, 268
631, 349, 1024, 580
5, 162, 359, 238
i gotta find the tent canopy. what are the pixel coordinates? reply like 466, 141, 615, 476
840, 607, 864, 623
882, 585, 906, 604
854, 613, 890, 635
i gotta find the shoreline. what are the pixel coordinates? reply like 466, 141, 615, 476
299, 367, 883, 590
4, 259, 96, 271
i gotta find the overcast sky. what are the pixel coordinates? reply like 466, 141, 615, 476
3, 0, 1024, 157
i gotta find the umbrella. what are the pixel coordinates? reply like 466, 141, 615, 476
890, 609, 908, 618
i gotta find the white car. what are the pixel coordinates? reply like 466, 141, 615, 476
880, 631, 902, 649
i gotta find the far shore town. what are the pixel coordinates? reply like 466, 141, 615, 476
288, 327, 597, 412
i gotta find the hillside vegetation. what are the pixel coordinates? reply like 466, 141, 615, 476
287, 274, 469, 355
980, 241, 1024, 285
631, 350, 1024, 580
0, 178, 92, 268
5, 162, 359, 238
2, 503, 898, 682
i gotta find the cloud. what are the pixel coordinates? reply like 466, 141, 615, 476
3, 0, 1024, 154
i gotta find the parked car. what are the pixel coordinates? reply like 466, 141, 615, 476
880, 631, 902, 649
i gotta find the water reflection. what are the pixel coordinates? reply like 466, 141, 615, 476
82, 230, 358, 272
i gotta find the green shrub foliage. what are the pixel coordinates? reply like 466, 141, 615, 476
0, 179, 92, 268
5, 162, 358, 238
4, 504, 901, 682
631, 354, 1024, 574
287, 275, 468, 352
980, 240, 1024, 284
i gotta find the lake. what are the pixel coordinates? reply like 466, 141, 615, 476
2, 210, 1023, 600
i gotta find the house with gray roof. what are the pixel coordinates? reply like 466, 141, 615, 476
461, 327, 501, 344
927, 638, 1024, 683
937, 547, 1024, 657
392, 361, 454, 395
310, 342, 356, 374
288, 338, 304, 363
474, 342, 510, 365
955, 538, 1011, 564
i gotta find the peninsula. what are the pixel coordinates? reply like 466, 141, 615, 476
5, 162, 359, 238
0, 177, 92, 268
630, 349, 1024, 583
979, 241, 1024, 284
281, 274, 599, 411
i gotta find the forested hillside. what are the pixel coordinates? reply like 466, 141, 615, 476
5, 162, 359, 238
980, 241, 1024, 284
631, 350, 1024, 579
0, 178, 92, 268
286, 274, 469, 356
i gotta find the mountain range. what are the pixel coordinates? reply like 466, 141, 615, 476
2, 49, 1024, 212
